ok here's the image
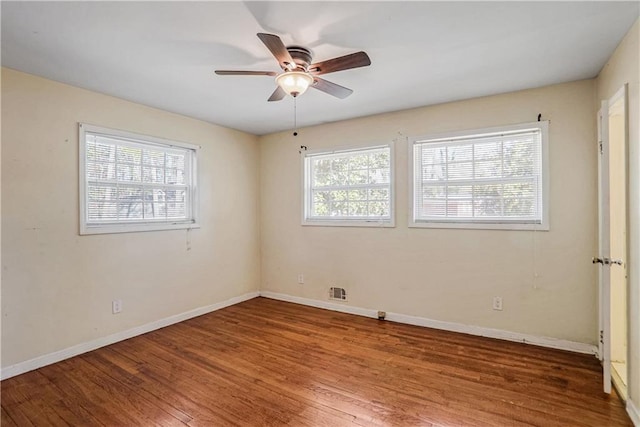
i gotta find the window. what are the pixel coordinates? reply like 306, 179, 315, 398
79, 123, 199, 234
410, 121, 548, 230
303, 144, 394, 227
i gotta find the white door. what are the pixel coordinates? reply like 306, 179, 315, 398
597, 85, 628, 395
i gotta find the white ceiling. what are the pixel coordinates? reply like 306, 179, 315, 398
2, 2, 638, 135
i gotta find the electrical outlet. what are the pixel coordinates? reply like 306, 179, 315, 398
112, 299, 123, 314
297, 274, 304, 284
492, 296, 503, 311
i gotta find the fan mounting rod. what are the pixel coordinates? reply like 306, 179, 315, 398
286, 46, 313, 71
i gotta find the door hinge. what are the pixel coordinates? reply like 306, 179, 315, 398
599, 141, 603, 154
600, 330, 604, 344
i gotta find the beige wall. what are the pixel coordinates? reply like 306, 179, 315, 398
597, 18, 640, 408
260, 79, 598, 344
0, 68, 3, 368
1, 68, 261, 368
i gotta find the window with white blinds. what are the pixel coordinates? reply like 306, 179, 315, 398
79, 124, 199, 234
410, 121, 548, 230
303, 144, 394, 226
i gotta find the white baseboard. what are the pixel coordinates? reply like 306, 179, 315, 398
260, 291, 378, 318
1, 291, 259, 380
611, 363, 628, 401
628, 399, 640, 427
259, 291, 597, 355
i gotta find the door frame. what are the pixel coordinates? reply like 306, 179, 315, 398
597, 98, 612, 394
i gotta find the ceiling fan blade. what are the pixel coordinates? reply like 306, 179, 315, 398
268, 86, 286, 102
311, 77, 353, 99
309, 51, 371, 76
257, 33, 295, 71
215, 70, 277, 76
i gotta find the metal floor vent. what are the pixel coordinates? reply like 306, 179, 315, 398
329, 287, 347, 301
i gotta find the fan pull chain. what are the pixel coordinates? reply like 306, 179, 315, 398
293, 97, 298, 137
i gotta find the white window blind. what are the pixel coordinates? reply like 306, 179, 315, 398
411, 122, 548, 229
303, 144, 393, 226
79, 124, 199, 234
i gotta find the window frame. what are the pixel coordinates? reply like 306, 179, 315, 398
408, 121, 549, 231
301, 142, 395, 228
79, 123, 200, 235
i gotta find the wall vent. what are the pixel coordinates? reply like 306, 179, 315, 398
329, 287, 347, 301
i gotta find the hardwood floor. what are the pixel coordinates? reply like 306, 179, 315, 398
1, 297, 632, 426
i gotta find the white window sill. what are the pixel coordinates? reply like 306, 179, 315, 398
302, 219, 395, 228
409, 221, 549, 231
80, 221, 200, 235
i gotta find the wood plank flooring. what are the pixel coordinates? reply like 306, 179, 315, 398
1, 297, 632, 426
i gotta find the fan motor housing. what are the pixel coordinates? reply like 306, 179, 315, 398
287, 46, 313, 70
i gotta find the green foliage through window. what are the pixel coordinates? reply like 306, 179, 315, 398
305, 146, 392, 222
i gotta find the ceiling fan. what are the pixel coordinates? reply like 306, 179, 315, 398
215, 33, 371, 101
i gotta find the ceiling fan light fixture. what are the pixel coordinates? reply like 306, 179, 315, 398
275, 71, 314, 97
